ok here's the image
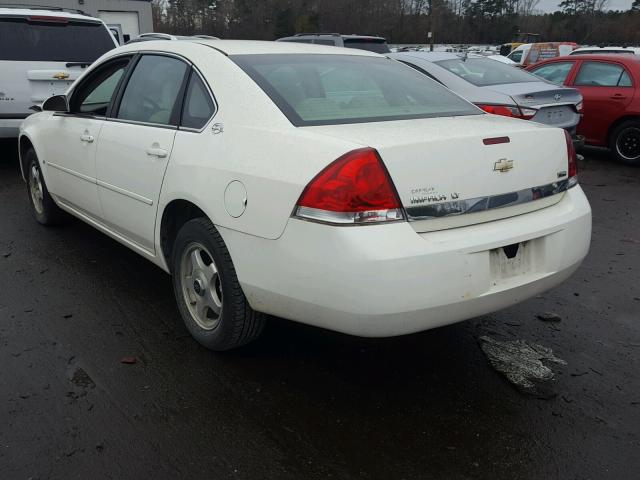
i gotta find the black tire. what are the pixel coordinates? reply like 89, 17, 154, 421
171, 217, 265, 351
609, 119, 640, 165
25, 148, 67, 225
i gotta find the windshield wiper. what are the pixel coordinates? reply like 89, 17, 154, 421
65, 62, 91, 68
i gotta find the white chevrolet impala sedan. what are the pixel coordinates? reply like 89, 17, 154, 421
19, 40, 592, 350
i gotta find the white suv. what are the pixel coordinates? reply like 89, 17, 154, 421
0, 7, 117, 138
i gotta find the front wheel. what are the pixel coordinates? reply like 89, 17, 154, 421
171, 217, 265, 351
25, 148, 67, 225
610, 120, 640, 165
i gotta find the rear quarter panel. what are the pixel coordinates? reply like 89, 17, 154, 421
156, 43, 360, 242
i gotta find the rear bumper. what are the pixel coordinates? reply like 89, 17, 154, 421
222, 186, 592, 337
0, 118, 25, 138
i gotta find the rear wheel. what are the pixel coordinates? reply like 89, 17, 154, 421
25, 148, 67, 225
171, 217, 265, 351
610, 120, 640, 165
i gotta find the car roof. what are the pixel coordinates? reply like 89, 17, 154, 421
572, 46, 640, 53
127, 39, 383, 56
280, 33, 386, 40
0, 6, 101, 22
534, 54, 640, 65
390, 51, 461, 62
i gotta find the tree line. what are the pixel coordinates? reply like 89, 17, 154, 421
152, 0, 640, 45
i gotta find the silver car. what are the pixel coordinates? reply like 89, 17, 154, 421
390, 52, 583, 138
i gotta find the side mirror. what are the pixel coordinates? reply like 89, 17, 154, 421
42, 95, 69, 113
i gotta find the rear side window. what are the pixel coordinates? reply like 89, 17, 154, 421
117, 55, 188, 126
530, 62, 574, 85
232, 54, 479, 126
181, 72, 215, 129
435, 58, 539, 86
343, 38, 390, 54
574, 62, 630, 87
0, 17, 115, 62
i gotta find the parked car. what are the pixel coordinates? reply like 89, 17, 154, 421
276, 33, 390, 53
390, 52, 583, 140
570, 46, 640, 56
19, 40, 591, 350
528, 54, 640, 164
0, 6, 118, 138
508, 42, 578, 66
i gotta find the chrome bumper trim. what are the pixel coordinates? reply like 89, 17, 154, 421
406, 177, 577, 221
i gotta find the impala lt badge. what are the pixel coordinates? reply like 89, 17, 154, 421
494, 158, 514, 173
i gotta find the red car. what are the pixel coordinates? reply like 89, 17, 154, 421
527, 54, 640, 165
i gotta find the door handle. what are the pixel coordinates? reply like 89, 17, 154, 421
80, 133, 94, 143
610, 94, 627, 100
146, 146, 168, 158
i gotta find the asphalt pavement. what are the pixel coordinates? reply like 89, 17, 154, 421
1, 139, 639, 480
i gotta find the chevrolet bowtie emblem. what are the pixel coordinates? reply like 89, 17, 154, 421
494, 158, 514, 172
52, 72, 70, 80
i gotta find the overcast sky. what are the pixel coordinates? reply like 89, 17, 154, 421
535, 0, 633, 11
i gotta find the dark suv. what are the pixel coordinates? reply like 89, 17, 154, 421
276, 33, 390, 54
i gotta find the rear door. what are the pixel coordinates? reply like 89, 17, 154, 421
95, 54, 189, 253
0, 15, 116, 117
568, 60, 634, 144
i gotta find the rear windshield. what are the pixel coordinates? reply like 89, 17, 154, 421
0, 17, 115, 62
435, 58, 539, 86
343, 38, 391, 54
232, 54, 479, 126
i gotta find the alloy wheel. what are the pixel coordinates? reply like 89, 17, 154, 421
179, 242, 223, 330
29, 164, 44, 215
616, 127, 640, 161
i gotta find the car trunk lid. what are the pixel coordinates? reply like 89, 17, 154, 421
485, 81, 582, 129
305, 115, 570, 232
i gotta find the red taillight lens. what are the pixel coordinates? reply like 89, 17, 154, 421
295, 148, 405, 224
477, 104, 537, 120
477, 104, 519, 117
28, 16, 69, 23
564, 130, 578, 186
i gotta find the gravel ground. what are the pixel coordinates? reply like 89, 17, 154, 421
1, 140, 638, 480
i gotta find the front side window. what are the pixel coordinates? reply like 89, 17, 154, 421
181, 71, 215, 129
0, 17, 114, 62
71, 57, 130, 115
232, 54, 479, 126
117, 55, 188, 126
435, 58, 539, 86
574, 62, 630, 87
530, 62, 574, 85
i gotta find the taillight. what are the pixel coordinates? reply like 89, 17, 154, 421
28, 16, 69, 23
477, 104, 520, 117
294, 148, 405, 225
518, 107, 537, 119
477, 104, 538, 120
564, 130, 578, 187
